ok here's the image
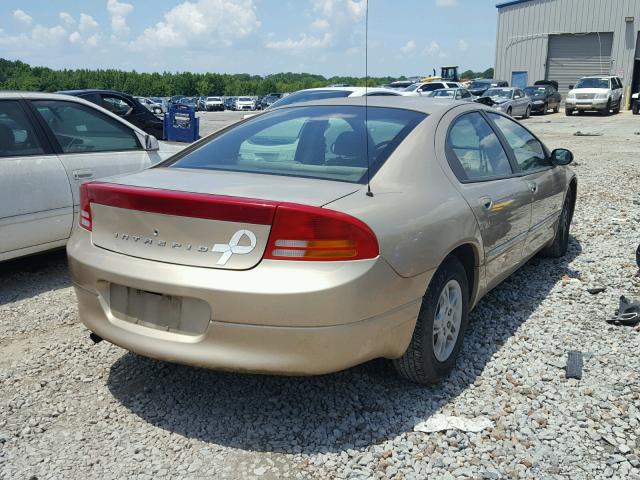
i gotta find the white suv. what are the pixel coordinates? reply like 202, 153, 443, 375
565, 76, 624, 116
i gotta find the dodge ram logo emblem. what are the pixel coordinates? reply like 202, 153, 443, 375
212, 230, 257, 265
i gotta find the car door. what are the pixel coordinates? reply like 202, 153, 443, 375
442, 111, 532, 289
487, 113, 566, 258
0, 99, 73, 257
29, 99, 158, 219
512, 89, 525, 115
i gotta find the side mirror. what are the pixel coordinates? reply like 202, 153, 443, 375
550, 148, 573, 166
144, 134, 159, 151
568, 85, 574, 90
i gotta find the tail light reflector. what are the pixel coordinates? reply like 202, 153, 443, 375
264, 204, 378, 261
79, 182, 92, 231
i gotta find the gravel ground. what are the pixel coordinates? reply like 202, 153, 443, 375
1, 110, 639, 480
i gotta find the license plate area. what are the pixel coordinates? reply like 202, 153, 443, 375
109, 284, 211, 335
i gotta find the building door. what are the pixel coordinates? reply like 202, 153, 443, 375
511, 71, 528, 89
546, 33, 614, 96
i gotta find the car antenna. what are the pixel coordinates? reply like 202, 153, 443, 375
364, 0, 373, 197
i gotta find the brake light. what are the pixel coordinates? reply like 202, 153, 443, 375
264, 204, 378, 261
79, 183, 92, 231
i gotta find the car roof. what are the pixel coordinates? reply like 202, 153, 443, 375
0, 90, 103, 101
295, 86, 397, 95
270, 96, 466, 116
56, 89, 132, 96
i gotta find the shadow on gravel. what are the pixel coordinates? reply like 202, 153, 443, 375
0, 249, 71, 305
107, 237, 582, 454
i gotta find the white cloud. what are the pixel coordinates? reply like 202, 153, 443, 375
267, 0, 365, 52
79, 14, 99, 32
457, 39, 468, 52
13, 9, 33, 25
424, 41, 440, 56
31, 25, 67, 46
400, 39, 416, 55
133, 0, 260, 50
436, 0, 458, 6
107, 0, 134, 36
69, 31, 81, 44
59, 12, 75, 26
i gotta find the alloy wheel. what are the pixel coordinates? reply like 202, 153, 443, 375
432, 280, 463, 362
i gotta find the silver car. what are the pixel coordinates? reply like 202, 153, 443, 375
427, 88, 475, 101
477, 87, 532, 118
0, 92, 181, 262
68, 97, 576, 384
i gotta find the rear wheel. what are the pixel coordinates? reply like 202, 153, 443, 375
565, 108, 573, 116
506, 107, 513, 116
393, 256, 469, 384
540, 188, 574, 258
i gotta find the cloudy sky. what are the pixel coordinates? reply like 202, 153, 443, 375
0, 0, 498, 77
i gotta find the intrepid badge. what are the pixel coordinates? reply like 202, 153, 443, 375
212, 230, 257, 265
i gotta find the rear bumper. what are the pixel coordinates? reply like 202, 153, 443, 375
67, 229, 428, 374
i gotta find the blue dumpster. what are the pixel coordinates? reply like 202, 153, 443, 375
163, 103, 200, 142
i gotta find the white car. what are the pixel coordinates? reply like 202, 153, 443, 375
234, 97, 256, 111
204, 97, 225, 111
135, 96, 165, 115
0, 92, 182, 262
268, 87, 404, 109
565, 76, 624, 115
402, 81, 461, 97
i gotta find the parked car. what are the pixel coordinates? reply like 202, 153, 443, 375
565, 76, 624, 116
135, 96, 165, 115
258, 93, 284, 110
67, 97, 576, 384
196, 97, 207, 111
268, 87, 402, 109
632, 92, 640, 115
180, 97, 198, 110
59, 90, 164, 140
204, 96, 225, 111
467, 79, 509, 97
233, 97, 256, 111
224, 97, 236, 110
384, 80, 415, 90
476, 87, 532, 118
427, 88, 475, 101
0, 92, 182, 262
524, 84, 562, 114
403, 81, 460, 96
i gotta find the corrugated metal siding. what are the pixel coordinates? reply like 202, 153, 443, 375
546, 33, 614, 94
495, 0, 640, 102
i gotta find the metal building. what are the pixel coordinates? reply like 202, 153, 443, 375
494, 0, 640, 104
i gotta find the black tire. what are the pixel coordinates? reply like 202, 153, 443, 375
601, 99, 611, 116
613, 101, 621, 114
540, 188, 574, 258
506, 107, 513, 116
553, 103, 559, 113
565, 108, 573, 116
633, 101, 640, 115
524, 106, 531, 119
543, 102, 548, 115
393, 256, 470, 384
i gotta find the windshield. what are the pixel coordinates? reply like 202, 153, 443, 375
167, 106, 426, 184
484, 88, 512, 99
524, 87, 546, 96
207, 97, 221, 101
402, 83, 422, 92
575, 78, 610, 89
468, 81, 491, 90
238, 97, 252, 102
269, 90, 351, 109
429, 90, 455, 98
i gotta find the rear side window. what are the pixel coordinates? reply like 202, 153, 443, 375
0, 100, 45, 157
33, 100, 140, 153
446, 112, 512, 181
168, 106, 426, 184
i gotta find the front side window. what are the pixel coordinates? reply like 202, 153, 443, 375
101, 95, 134, 117
446, 112, 512, 181
488, 113, 548, 172
0, 100, 45, 157
168, 106, 426, 184
33, 100, 140, 153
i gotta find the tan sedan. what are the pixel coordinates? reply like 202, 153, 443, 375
67, 97, 576, 384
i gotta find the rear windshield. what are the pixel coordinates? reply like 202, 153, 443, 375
270, 90, 351, 108
429, 89, 455, 98
524, 87, 546, 96
167, 105, 426, 184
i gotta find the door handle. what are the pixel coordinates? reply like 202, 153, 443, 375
528, 181, 538, 193
73, 169, 94, 180
480, 196, 493, 210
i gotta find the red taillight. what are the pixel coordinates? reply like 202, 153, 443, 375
79, 182, 92, 231
264, 204, 379, 261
